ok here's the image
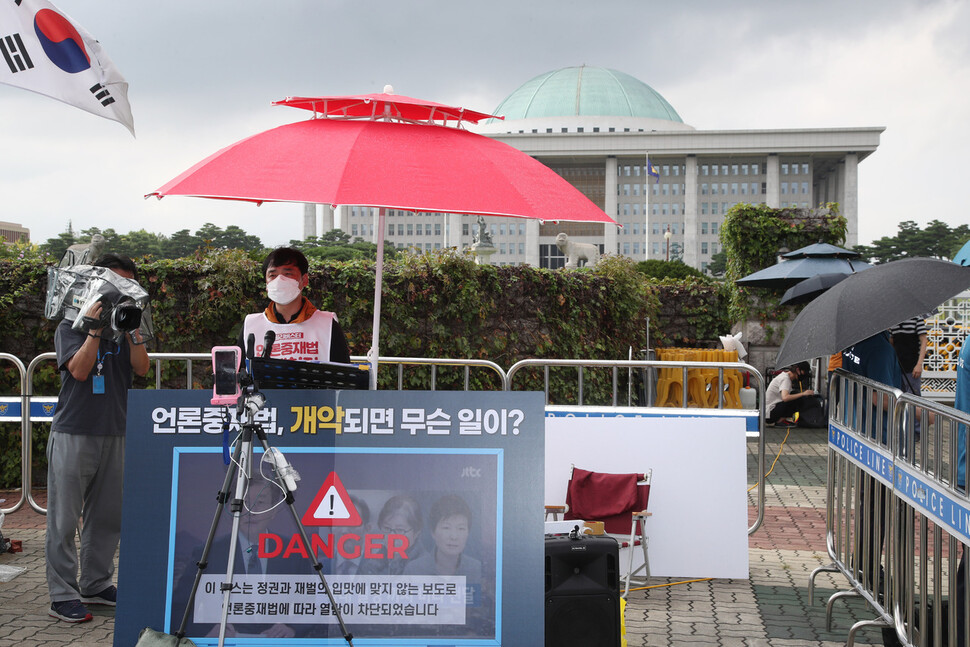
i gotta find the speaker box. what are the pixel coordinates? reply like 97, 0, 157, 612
545, 534, 620, 647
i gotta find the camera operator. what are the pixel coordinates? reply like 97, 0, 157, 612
239, 247, 351, 363
46, 254, 150, 623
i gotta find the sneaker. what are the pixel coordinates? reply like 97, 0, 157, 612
774, 417, 796, 427
80, 585, 117, 606
49, 599, 93, 623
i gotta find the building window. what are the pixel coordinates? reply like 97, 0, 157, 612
652, 242, 660, 255
701, 164, 709, 175
672, 183, 679, 196
672, 203, 680, 215
731, 164, 738, 175
519, 243, 525, 255
701, 183, 708, 195
782, 163, 789, 175
802, 163, 809, 175
731, 183, 738, 195
701, 202, 708, 215
662, 165, 670, 176
672, 223, 679, 235
701, 222, 709, 235
712, 165, 719, 176
801, 182, 809, 194
781, 182, 788, 195
519, 223, 525, 235
623, 242, 630, 255
751, 163, 760, 175
352, 224, 359, 236
721, 183, 727, 195
711, 183, 718, 195
406, 223, 413, 235
633, 242, 640, 255
711, 222, 719, 235
672, 165, 680, 176
662, 184, 669, 195
415, 223, 423, 236
742, 164, 749, 175
397, 224, 404, 235
499, 223, 506, 236
662, 203, 669, 215
651, 183, 659, 196
702, 242, 709, 255
740, 183, 747, 195
633, 222, 640, 235
652, 223, 660, 234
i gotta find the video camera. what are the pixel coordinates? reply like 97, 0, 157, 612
44, 264, 153, 344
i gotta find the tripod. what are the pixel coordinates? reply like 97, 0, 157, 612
174, 390, 354, 646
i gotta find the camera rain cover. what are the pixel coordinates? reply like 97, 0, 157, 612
45, 265, 154, 344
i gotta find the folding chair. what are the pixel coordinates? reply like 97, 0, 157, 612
558, 466, 653, 597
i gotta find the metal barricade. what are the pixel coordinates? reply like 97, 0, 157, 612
809, 369, 970, 646
352, 356, 506, 391
888, 393, 970, 647
505, 358, 768, 534
809, 369, 901, 644
0, 353, 27, 515
15, 352, 507, 514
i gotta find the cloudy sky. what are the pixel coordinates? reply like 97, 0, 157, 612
2, 0, 967, 249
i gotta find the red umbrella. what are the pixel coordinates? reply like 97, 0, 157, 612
272, 87, 498, 125
148, 90, 616, 388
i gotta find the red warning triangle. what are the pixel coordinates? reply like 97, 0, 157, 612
301, 471, 362, 527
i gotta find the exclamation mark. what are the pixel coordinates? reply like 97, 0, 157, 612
329, 494, 335, 515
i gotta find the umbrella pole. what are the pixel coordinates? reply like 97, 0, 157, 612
368, 207, 386, 390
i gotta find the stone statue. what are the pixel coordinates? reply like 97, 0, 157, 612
555, 232, 600, 269
472, 216, 493, 247
59, 234, 106, 268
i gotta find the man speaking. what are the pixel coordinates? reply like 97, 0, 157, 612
241, 247, 351, 363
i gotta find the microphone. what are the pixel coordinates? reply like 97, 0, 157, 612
246, 333, 256, 359
262, 330, 276, 359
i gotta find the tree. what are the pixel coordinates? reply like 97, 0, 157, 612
290, 229, 396, 262
635, 259, 708, 281
40, 229, 78, 262
163, 229, 201, 259
853, 220, 970, 264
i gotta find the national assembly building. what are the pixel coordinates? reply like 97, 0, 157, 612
313, 66, 882, 272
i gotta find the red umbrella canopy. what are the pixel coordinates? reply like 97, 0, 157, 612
273, 90, 500, 125
148, 117, 615, 225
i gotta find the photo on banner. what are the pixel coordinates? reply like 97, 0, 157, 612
167, 448, 500, 642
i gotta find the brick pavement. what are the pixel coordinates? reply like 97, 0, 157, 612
0, 427, 894, 646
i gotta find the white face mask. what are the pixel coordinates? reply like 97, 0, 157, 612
266, 275, 302, 305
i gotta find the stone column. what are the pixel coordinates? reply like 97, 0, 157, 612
303, 203, 316, 239
604, 156, 619, 256
321, 204, 335, 234
841, 153, 859, 248
683, 155, 698, 269
525, 219, 540, 266
765, 154, 780, 208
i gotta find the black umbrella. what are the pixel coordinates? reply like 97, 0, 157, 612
736, 256, 871, 289
778, 273, 853, 306
780, 242, 861, 259
775, 258, 970, 368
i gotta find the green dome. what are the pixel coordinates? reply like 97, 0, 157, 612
492, 66, 683, 123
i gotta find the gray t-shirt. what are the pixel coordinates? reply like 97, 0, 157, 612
51, 319, 133, 436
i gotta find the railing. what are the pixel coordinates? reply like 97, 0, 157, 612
809, 369, 970, 646
6, 353, 765, 534
505, 358, 768, 534
0, 353, 27, 516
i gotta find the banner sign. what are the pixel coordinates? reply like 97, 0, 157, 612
115, 389, 545, 647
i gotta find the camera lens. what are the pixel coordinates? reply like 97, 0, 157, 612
110, 304, 142, 332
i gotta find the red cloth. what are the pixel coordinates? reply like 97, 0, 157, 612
565, 467, 640, 521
